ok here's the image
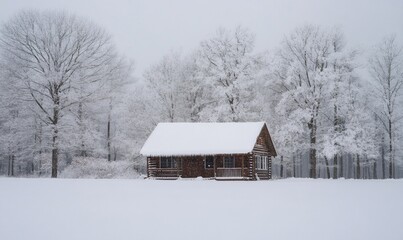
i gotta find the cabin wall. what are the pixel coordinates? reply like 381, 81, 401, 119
147, 154, 254, 179
181, 154, 249, 178
182, 156, 213, 178
148, 157, 182, 178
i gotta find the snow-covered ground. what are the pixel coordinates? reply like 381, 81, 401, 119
1, 178, 402, 240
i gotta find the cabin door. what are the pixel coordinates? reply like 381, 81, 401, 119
182, 157, 201, 178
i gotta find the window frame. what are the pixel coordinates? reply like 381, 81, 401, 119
255, 155, 261, 169
255, 155, 268, 170
160, 156, 176, 168
223, 156, 235, 168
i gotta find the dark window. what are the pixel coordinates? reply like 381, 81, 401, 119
160, 157, 176, 168
205, 156, 214, 169
224, 156, 235, 168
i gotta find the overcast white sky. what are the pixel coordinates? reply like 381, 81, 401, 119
1, 0, 402, 75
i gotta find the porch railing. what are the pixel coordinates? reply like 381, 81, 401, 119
216, 168, 242, 178
149, 168, 182, 178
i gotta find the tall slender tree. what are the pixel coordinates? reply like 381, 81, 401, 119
271, 25, 338, 178
369, 36, 403, 179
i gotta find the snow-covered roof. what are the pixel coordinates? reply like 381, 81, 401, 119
140, 122, 266, 156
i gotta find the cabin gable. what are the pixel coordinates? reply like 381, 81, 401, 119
253, 123, 277, 157
251, 124, 276, 180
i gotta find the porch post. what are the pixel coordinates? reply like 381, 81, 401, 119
214, 156, 216, 178
249, 153, 254, 179
176, 157, 180, 177
147, 157, 149, 178
241, 155, 244, 178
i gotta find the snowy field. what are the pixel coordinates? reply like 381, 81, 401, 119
1, 178, 402, 240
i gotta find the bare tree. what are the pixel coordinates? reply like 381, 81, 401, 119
104, 57, 133, 161
144, 51, 185, 122
0, 10, 117, 177
369, 36, 403, 179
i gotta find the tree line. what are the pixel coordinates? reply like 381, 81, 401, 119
0, 10, 402, 178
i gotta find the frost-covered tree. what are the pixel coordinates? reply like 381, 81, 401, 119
144, 51, 209, 123
318, 31, 372, 179
198, 26, 265, 122
269, 25, 374, 178
96, 57, 133, 162
144, 51, 187, 122
0, 62, 42, 176
0, 10, 119, 177
368, 36, 403, 179
180, 52, 212, 122
271, 25, 340, 178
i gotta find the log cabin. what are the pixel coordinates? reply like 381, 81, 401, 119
140, 122, 277, 180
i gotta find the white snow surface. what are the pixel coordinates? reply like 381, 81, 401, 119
140, 122, 265, 156
1, 178, 402, 240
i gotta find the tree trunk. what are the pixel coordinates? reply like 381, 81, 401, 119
373, 159, 377, 179
324, 156, 330, 179
8, 154, 15, 176
11, 155, 15, 176
356, 154, 361, 179
226, 93, 237, 122
51, 99, 59, 178
8, 155, 11, 176
340, 155, 344, 178
365, 157, 370, 179
51, 129, 58, 178
333, 104, 339, 179
299, 152, 303, 178
169, 94, 175, 122
113, 147, 117, 161
280, 156, 284, 178
292, 155, 296, 178
107, 116, 111, 162
38, 121, 43, 176
318, 162, 321, 178
333, 155, 338, 179
78, 102, 87, 157
107, 99, 112, 162
381, 136, 386, 179
388, 120, 393, 178
308, 117, 317, 179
